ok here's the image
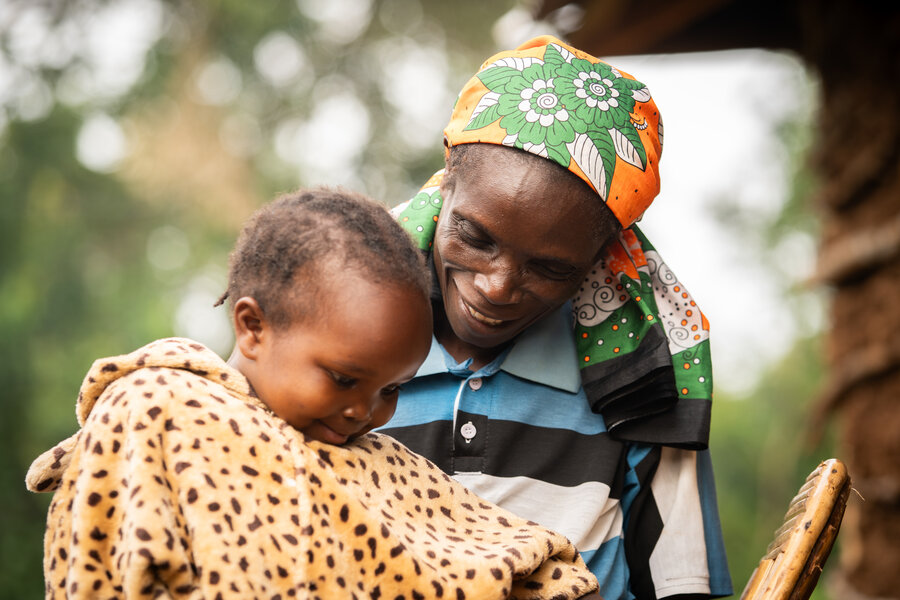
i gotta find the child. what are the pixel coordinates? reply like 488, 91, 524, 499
26, 187, 598, 599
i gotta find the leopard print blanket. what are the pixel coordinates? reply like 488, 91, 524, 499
26, 338, 598, 599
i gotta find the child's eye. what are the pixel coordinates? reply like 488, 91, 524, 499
380, 384, 402, 396
329, 372, 357, 389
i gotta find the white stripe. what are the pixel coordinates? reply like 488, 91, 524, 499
451, 472, 622, 551
649, 447, 711, 596
450, 379, 467, 451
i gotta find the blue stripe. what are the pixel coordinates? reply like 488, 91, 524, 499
581, 537, 634, 600
390, 371, 608, 435
389, 375, 459, 425
697, 449, 733, 596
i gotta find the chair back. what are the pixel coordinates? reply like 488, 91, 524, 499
740, 458, 851, 600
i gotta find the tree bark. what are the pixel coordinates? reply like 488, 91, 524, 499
802, 1, 900, 596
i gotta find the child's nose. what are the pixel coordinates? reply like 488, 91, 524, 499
341, 396, 374, 422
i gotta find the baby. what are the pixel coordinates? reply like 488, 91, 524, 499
26, 187, 598, 599
217, 185, 433, 445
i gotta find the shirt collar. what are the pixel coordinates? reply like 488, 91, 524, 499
414, 303, 582, 393
416, 336, 453, 378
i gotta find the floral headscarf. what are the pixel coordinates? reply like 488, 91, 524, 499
396, 36, 711, 448
444, 34, 662, 229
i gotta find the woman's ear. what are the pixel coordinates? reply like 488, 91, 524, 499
232, 297, 267, 360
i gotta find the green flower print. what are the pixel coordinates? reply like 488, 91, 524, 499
469, 61, 581, 165
552, 54, 650, 175
553, 57, 643, 130
464, 43, 654, 199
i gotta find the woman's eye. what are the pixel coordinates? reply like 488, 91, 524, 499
459, 229, 488, 247
452, 217, 490, 248
329, 372, 357, 389
533, 263, 577, 280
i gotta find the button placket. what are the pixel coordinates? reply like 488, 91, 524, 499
458, 377, 483, 443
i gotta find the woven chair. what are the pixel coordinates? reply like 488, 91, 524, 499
740, 458, 852, 600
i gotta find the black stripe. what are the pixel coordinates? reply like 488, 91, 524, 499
379, 420, 454, 474
581, 322, 713, 448
382, 412, 626, 492
451, 413, 488, 474
624, 445, 663, 600
582, 324, 678, 434
610, 397, 711, 450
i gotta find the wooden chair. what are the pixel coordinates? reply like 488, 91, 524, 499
741, 458, 852, 600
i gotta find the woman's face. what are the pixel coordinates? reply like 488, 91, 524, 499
433, 145, 618, 353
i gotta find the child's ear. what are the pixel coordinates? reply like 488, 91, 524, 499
232, 297, 267, 359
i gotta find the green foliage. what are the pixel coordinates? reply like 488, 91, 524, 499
0, 108, 180, 595
711, 335, 837, 597
705, 68, 837, 597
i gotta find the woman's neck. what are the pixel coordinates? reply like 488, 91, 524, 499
432, 302, 508, 372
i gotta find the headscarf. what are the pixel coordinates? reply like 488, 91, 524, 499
396, 36, 712, 448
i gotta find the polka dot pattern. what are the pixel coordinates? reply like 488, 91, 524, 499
393, 179, 443, 251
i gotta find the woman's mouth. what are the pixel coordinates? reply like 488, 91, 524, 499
464, 301, 504, 326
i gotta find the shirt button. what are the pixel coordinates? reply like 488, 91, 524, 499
460, 421, 477, 442
468, 377, 483, 391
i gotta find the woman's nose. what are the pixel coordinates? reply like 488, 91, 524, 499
472, 261, 523, 305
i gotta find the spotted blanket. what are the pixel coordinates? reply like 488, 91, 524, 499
26, 338, 597, 599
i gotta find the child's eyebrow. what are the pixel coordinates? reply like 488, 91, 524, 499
329, 361, 374, 377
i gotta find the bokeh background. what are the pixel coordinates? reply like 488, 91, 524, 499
4, 0, 885, 597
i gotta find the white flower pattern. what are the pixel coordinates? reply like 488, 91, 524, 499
518, 79, 570, 127
573, 72, 620, 111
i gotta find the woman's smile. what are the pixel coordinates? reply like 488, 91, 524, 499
463, 300, 505, 326
449, 278, 519, 338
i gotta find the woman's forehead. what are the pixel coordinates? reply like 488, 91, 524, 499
445, 158, 613, 262
452, 144, 597, 199
450, 146, 607, 225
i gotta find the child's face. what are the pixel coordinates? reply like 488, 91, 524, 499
250, 274, 432, 445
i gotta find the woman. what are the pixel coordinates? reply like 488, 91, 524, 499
380, 36, 732, 600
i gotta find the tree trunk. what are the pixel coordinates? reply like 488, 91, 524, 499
803, 2, 900, 597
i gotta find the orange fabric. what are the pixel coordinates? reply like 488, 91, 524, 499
444, 35, 663, 228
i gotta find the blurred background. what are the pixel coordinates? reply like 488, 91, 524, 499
2, 0, 897, 597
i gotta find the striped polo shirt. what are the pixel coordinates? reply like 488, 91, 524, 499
379, 304, 732, 600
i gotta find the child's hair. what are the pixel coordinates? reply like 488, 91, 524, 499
215, 186, 430, 327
